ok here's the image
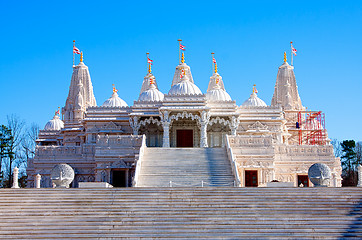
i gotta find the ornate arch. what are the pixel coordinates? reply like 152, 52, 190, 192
169, 111, 201, 123
138, 117, 162, 126
208, 117, 231, 127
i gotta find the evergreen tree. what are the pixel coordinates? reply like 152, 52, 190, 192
341, 140, 357, 186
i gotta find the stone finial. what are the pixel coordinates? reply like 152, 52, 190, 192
35, 174, 41, 188
50, 164, 75, 188
357, 165, 362, 187
308, 163, 331, 187
11, 167, 19, 188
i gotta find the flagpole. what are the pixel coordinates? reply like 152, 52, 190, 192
178, 39, 182, 64
290, 41, 293, 66
211, 52, 214, 73
73, 40, 75, 67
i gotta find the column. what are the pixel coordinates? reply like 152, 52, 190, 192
11, 167, 19, 188
200, 111, 209, 148
162, 122, 170, 147
230, 116, 239, 136
35, 174, 41, 188
200, 123, 208, 148
129, 116, 139, 135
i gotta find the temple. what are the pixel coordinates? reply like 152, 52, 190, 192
27, 48, 342, 188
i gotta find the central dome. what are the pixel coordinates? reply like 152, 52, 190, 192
168, 74, 202, 96
102, 91, 128, 107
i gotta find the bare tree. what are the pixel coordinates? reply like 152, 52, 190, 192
331, 139, 342, 158
4, 115, 25, 187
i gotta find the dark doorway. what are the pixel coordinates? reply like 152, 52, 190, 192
298, 175, 309, 187
112, 170, 127, 187
176, 129, 193, 147
245, 170, 258, 187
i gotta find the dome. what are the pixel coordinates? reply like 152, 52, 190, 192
206, 88, 232, 101
168, 74, 202, 96
242, 92, 267, 107
102, 91, 128, 107
138, 84, 164, 102
44, 115, 64, 131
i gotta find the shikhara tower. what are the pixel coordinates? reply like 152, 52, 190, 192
271, 52, 303, 110
27, 43, 342, 188
63, 52, 97, 125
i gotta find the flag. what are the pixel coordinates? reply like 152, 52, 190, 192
73, 46, 81, 54
55, 109, 60, 115
179, 43, 185, 51
212, 57, 216, 64
147, 57, 153, 65
253, 86, 258, 94
291, 42, 297, 56
216, 77, 219, 84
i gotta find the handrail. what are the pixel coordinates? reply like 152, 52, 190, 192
132, 134, 147, 187
224, 135, 241, 187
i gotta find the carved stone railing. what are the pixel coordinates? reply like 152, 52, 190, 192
97, 135, 144, 147
274, 145, 334, 156
133, 135, 147, 187
224, 135, 241, 187
36, 146, 82, 156
228, 135, 273, 148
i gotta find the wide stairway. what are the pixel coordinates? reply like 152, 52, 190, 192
0, 188, 361, 239
136, 147, 235, 187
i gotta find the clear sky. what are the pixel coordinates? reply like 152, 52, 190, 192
0, 1, 361, 141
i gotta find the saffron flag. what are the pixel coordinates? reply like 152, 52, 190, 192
55, 109, 60, 115
73, 46, 81, 54
291, 42, 297, 56
179, 43, 185, 51
147, 57, 153, 65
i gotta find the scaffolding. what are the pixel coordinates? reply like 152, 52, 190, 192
285, 110, 327, 145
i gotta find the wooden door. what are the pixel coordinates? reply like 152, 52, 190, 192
176, 129, 193, 147
245, 170, 258, 187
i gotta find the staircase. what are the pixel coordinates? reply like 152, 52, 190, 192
137, 147, 235, 187
0, 188, 361, 239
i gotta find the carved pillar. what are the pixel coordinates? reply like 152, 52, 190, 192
129, 116, 139, 135
162, 122, 170, 147
230, 116, 239, 136
161, 111, 170, 148
200, 111, 209, 148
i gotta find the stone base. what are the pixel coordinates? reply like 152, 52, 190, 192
266, 182, 294, 188
78, 182, 113, 188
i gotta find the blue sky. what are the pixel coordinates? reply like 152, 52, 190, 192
0, 1, 361, 141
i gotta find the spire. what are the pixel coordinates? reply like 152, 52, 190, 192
252, 84, 257, 94
181, 52, 185, 63
271, 54, 303, 110
146, 52, 153, 73
112, 84, 118, 93
63, 54, 97, 124
80, 51, 83, 62
283, 52, 287, 63
211, 52, 217, 73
